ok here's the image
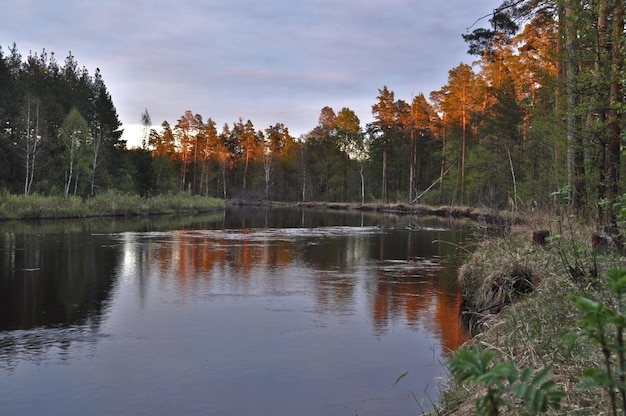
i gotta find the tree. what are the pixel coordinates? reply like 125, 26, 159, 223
149, 121, 178, 193
371, 86, 396, 202
238, 118, 259, 198
562, 0, 586, 210
336, 107, 366, 204
476, 0, 625, 218
604, 0, 624, 224
398, 94, 438, 203
303, 107, 349, 201
468, 75, 524, 208
140, 108, 151, 150
88, 68, 123, 196
198, 118, 218, 196
216, 124, 233, 198
22, 97, 42, 195
463, 9, 519, 58
18, 50, 52, 195
60, 107, 88, 198
88, 119, 104, 197
431, 64, 481, 204
174, 110, 199, 192
263, 123, 293, 201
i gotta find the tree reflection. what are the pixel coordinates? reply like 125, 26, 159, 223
0, 229, 119, 370
122, 216, 469, 355
0, 209, 470, 372
0, 231, 118, 330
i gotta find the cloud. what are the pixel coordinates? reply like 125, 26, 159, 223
2, 0, 502, 145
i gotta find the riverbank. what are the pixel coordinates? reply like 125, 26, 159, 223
2, 193, 516, 227
430, 212, 621, 415
228, 199, 519, 227
0, 191, 224, 220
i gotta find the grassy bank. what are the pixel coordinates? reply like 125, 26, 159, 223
431, 212, 625, 415
0, 191, 224, 220
296, 201, 517, 226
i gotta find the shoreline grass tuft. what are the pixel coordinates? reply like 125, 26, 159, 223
0, 191, 224, 220
429, 211, 624, 415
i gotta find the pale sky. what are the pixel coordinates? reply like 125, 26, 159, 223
2, 0, 502, 147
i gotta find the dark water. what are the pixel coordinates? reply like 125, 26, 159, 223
0, 207, 471, 415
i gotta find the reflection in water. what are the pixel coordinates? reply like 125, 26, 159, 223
0, 231, 118, 330
117, 222, 469, 356
0, 208, 471, 415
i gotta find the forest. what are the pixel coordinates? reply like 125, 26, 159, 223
0, 0, 624, 222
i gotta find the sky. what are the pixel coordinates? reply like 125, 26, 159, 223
2, 0, 502, 147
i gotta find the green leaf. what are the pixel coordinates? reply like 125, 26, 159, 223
579, 368, 610, 389
448, 348, 496, 383
509, 367, 564, 413
530, 367, 552, 387
477, 362, 515, 389
518, 367, 532, 383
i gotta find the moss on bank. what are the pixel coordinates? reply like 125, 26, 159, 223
0, 191, 224, 220
430, 214, 624, 415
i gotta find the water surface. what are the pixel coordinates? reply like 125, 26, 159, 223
0, 207, 471, 415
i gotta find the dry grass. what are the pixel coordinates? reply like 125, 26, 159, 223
296, 201, 520, 229
430, 210, 624, 415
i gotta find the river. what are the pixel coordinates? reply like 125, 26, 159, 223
0, 206, 472, 415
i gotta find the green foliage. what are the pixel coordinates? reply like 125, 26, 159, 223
570, 267, 626, 415
612, 193, 626, 230
2, 0, 623, 207
546, 185, 601, 284
0, 191, 224, 220
447, 347, 564, 415
1, 45, 123, 197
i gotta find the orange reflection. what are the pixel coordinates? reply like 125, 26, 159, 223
370, 265, 469, 355
136, 228, 469, 354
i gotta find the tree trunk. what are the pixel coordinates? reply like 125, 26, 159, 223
65, 137, 75, 198
565, 0, 585, 210
409, 131, 415, 203
90, 125, 102, 197
606, 0, 624, 225
300, 144, 306, 202
243, 151, 249, 199
461, 86, 467, 205
263, 152, 272, 200
359, 159, 365, 205
24, 99, 39, 195
504, 142, 517, 210
382, 139, 388, 202
439, 121, 447, 205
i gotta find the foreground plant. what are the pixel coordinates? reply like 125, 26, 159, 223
548, 185, 599, 283
570, 268, 626, 416
447, 347, 564, 415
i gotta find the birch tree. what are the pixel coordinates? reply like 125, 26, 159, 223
60, 107, 88, 198
22, 97, 41, 195
263, 123, 292, 201
140, 108, 151, 150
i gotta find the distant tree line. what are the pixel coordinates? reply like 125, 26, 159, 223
0, 44, 131, 197
1, 0, 625, 221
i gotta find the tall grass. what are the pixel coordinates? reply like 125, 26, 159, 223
0, 191, 224, 220
430, 211, 622, 415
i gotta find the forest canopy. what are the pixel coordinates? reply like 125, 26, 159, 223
1, 0, 625, 222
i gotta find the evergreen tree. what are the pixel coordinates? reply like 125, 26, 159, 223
371, 86, 396, 202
